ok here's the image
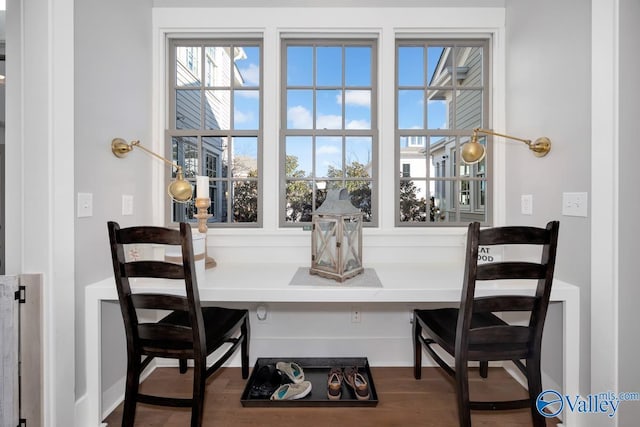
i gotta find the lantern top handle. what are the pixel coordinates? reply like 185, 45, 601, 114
315, 188, 361, 215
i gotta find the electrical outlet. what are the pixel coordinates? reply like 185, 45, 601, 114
521, 194, 533, 215
351, 307, 361, 323
122, 195, 134, 216
77, 193, 93, 218
256, 304, 269, 322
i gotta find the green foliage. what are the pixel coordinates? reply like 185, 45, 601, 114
285, 155, 311, 222
233, 169, 258, 223
328, 161, 371, 221
399, 180, 427, 222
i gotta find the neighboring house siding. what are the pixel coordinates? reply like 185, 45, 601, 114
454, 47, 483, 130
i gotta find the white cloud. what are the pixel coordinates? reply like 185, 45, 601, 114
288, 105, 313, 129
287, 109, 369, 130
346, 119, 370, 130
317, 145, 340, 155
234, 110, 252, 123
343, 91, 371, 107
239, 63, 260, 86
236, 90, 259, 99
316, 114, 342, 129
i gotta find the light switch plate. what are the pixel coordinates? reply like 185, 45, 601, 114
77, 193, 93, 218
122, 195, 134, 216
562, 192, 588, 217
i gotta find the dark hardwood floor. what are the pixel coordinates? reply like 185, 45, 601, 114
104, 367, 559, 426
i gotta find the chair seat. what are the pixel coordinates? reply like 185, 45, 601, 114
415, 308, 529, 360
150, 307, 248, 352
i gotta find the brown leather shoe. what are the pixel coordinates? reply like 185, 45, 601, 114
327, 367, 343, 400
344, 367, 370, 401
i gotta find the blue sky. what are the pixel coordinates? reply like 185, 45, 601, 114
232, 44, 447, 174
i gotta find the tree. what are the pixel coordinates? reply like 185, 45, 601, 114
399, 179, 427, 222
285, 155, 311, 222
327, 161, 372, 221
233, 169, 258, 222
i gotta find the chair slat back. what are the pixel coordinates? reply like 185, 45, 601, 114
108, 222, 206, 358
131, 294, 190, 311
473, 295, 536, 313
468, 325, 530, 345
476, 262, 547, 281
123, 261, 185, 279
457, 221, 560, 355
478, 226, 552, 246
137, 324, 194, 343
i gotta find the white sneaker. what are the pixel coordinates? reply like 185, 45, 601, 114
270, 381, 313, 400
276, 361, 305, 384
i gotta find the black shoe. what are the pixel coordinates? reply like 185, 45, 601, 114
248, 364, 283, 399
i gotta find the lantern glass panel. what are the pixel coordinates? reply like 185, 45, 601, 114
315, 217, 338, 270
342, 217, 362, 272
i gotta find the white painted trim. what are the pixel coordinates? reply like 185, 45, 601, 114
490, 24, 507, 227
8, 0, 76, 425
100, 362, 157, 421
591, 3, 619, 427
4, 0, 24, 276
49, 2, 76, 426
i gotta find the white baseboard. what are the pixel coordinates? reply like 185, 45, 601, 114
75, 360, 158, 425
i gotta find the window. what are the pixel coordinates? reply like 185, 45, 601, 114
168, 40, 262, 226
280, 39, 378, 227
396, 40, 490, 225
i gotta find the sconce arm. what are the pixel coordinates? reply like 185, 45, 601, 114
128, 140, 183, 174
473, 128, 532, 147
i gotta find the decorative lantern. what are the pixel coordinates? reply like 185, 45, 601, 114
310, 188, 364, 282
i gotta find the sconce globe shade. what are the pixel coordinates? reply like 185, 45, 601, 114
460, 141, 486, 164
168, 177, 193, 203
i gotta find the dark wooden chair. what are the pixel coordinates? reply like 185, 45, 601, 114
107, 221, 250, 427
413, 221, 559, 427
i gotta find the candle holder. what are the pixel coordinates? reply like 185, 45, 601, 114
193, 197, 217, 269
194, 197, 212, 233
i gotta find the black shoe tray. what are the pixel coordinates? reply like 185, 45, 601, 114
240, 357, 378, 407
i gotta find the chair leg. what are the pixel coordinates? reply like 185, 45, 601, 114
191, 355, 207, 427
241, 315, 250, 379
122, 354, 141, 427
455, 357, 472, 427
479, 361, 488, 378
526, 356, 546, 427
179, 358, 188, 374
412, 314, 422, 380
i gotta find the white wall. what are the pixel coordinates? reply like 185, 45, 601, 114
74, 0, 154, 403
504, 0, 592, 395
618, 0, 640, 424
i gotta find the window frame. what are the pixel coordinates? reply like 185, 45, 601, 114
167, 38, 264, 228
279, 37, 379, 228
394, 38, 492, 227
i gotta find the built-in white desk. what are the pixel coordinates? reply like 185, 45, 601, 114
83, 263, 579, 426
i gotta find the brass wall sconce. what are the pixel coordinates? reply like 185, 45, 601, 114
111, 138, 193, 203
460, 128, 552, 164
